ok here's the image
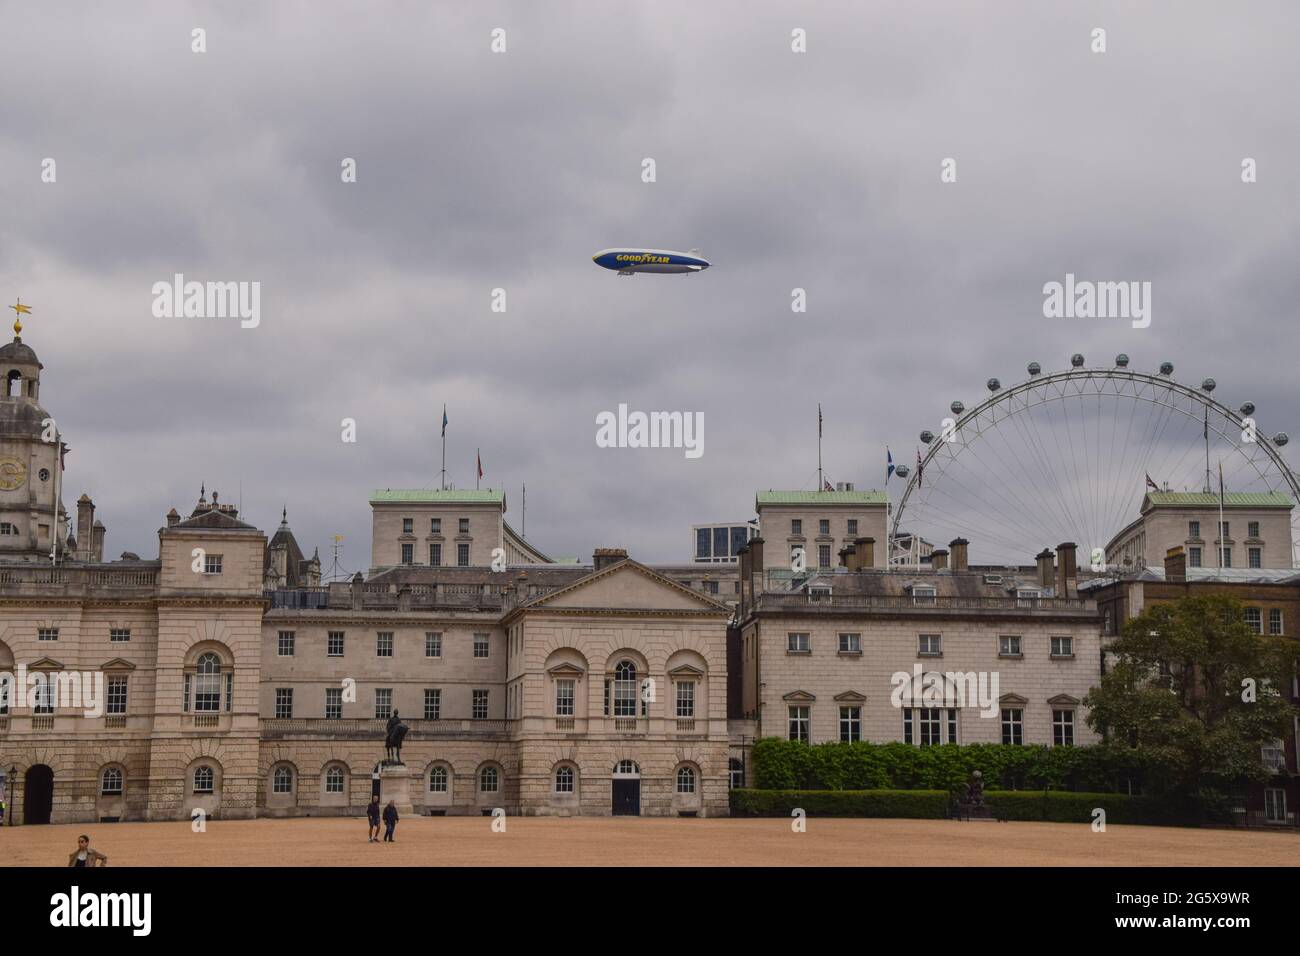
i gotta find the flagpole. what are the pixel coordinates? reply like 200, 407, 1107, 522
1203, 408, 1211, 494
817, 403, 823, 492
440, 404, 447, 491
476, 448, 481, 490
1218, 460, 1226, 569
522, 484, 526, 538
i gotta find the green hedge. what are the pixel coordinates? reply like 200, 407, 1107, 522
984, 790, 1198, 826
730, 788, 949, 818
751, 737, 1151, 793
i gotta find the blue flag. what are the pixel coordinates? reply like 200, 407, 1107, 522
886, 447, 894, 483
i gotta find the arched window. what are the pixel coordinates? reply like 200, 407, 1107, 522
613, 659, 637, 717
100, 767, 123, 796
555, 766, 575, 793
193, 765, 215, 794
193, 652, 222, 712
5, 371, 20, 398
429, 766, 448, 793
676, 766, 696, 794
614, 759, 639, 776
272, 766, 293, 794
479, 766, 499, 793
325, 766, 345, 793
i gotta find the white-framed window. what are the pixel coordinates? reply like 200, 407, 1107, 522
429, 766, 448, 793
402, 518, 413, 534
613, 660, 638, 717
106, 676, 128, 715
1249, 548, 1262, 569
1222, 548, 1232, 568
273, 688, 293, 719
675, 680, 695, 718
479, 766, 499, 793
109, 628, 131, 643
818, 519, 830, 535
325, 687, 342, 719
918, 634, 942, 656
676, 766, 696, 794
791, 519, 802, 536
818, 544, 831, 568
472, 689, 489, 720
376, 632, 393, 657
272, 766, 293, 794
555, 766, 575, 793
203, 554, 222, 575
193, 652, 223, 712
400, 543, 413, 565
1244, 608, 1263, 634
277, 631, 295, 656
1249, 521, 1261, 538
1001, 708, 1024, 745
729, 758, 744, 789
1262, 739, 1286, 772
325, 766, 345, 793
32, 674, 54, 714
193, 766, 215, 794
1269, 609, 1284, 636
903, 707, 957, 746
1189, 520, 1200, 539
838, 633, 861, 653
424, 687, 441, 720
374, 688, 392, 719
911, 586, 937, 606
847, 519, 858, 535
999, 635, 1021, 656
457, 543, 470, 567
1189, 547, 1202, 567
788, 706, 810, 742
473, 633, 490, 658
425, 631, 442, 657
100, 767, 124, 796
786, 632, 810, 653
38, 627, 58, 642
839, 706, 861, 742
429, 543, 442, 566
1265, 787, 1287, 823
459, 518, 470, 534
555, 679, 575, 716
1050, 636, 1074, 657
1052, 709, 1075, 746
1015, 589, 1041, 608
327, 631, 345, 656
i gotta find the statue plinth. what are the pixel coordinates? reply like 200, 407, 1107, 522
378, 764, 414, 817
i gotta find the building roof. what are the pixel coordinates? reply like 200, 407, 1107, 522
370, 489, 505, 505
1081, 567, 1300, 589
0, 337, 41, 367
756, 490, 888, 506
1143, 491, 1294, 509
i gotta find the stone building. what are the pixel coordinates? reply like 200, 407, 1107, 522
1104, 491, 1294, 571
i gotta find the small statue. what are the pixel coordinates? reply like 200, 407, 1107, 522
965, 770, 985, 807
383, 710, 409, 765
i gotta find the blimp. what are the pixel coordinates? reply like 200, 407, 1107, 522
592, 248, 711, 275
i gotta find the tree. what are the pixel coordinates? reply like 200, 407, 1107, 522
1084, 595, 1297, 800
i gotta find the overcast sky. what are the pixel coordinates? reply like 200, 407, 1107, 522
2, 0, 1297, 570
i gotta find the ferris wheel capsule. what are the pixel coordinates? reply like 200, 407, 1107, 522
1027, 362, 1041, 376
987, 378, 1001, 392
1201, 378, 1216, 392
1275, 433, 1290, 447
1071, 353, 1085, 367
1159, 362, 1174, 376
1115, 354, 1130, 367
920, 430, 934, 444
1240, 402, 1256, 416
950, 401, 965, 416
894, 464, 910, 478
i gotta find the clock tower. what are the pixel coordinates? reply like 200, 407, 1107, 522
0, 330, 68, 561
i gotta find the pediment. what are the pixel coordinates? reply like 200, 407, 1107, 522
101, 658, 137, 671
999, 693, 1029, 705
29, 657, 64, 670
521, 560, 729, 614
1047, 693, 1080, 706
546, 662, 586, 677
833, 690, 866, 702
667, 663, 705, 678
782, 690, 816, 702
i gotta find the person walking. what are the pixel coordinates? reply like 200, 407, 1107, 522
68, 834, 108, 867
366, 794, 382, 843
382, 799, 398, 843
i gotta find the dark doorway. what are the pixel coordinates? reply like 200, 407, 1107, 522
24, 765, 53, 824
612, 778, 640, 816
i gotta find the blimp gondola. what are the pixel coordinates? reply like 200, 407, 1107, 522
592, 248, 711, 275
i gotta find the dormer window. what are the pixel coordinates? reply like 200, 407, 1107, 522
1016, 588, 1041, 607
911, 585, 937, 606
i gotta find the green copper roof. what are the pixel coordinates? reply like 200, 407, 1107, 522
757, 490, 888, 506
1145, 491, 1294, 509
370, 489, 504, 504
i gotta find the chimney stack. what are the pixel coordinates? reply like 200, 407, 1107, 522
593, 548, 628, 572
76, 494, 94, 560
749, 536, 765, 573
1056, 542, 1078, 598
91, 521, 105, 563
839, 545, 855, 570
1036, 549, 1055, 589
855, 537, 875, 569
949, 538, 969, 572
1164, 545, 1187, 584
931, 548, 949, 571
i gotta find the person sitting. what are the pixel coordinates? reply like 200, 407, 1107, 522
68, 834, 108, 867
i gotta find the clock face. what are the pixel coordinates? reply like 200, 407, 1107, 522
0, 457, 27, 491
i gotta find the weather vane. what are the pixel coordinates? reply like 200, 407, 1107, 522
8, 298, 32, 336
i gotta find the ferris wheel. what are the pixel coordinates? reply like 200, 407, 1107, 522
889, 354, 1298, 569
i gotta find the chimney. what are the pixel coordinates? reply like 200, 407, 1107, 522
1036, 549, 1055, 589
931, 548, 949, 571
855, 537, 875, 569
749, 536, 765, 573
91, 520, 105, 563
838, 545, 854, 569
76, 494, 94, 560
166, 508, 180, 528
949, 538, 969, 572
1164, 545, 1187, 584
593, 547, 628, 572
350, 571, 365, 609
1056, 542, 1078, 598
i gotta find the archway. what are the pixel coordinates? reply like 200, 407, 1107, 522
24, 764, 53, 824
611, 759, 640, 816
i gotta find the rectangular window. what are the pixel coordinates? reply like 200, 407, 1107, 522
327, 631, 345, 656
106, 676, 128, 715
903, 707, 957, 745
1265, 788, 1287, 823
999, 635, 1021, 656
374, 688, 392, 719
1249, 521, 1260, 538
472, 689, 489, 720
730, 526, 749, 556
1249, 547, 1262, 569
38, 627, 59, 642
425, 632, 442, 657
1244, 608, 1263, 634
1189, 547, 1202, 567
1001, 708, 1023, 745
1052, 709, 1075, 746
695, 528, 711, 559
430, 518, 441, 533
788, 706, 810, 742
787, 632, 810, 653
32, 675, 54, 714
325, 687, 342, 719
459, 518, 470, 534
473, 633, 490, 658
457, 543, 470, 567
838, 632, 861, 653
818, 519, 830, 535
918, 634, 942, 656
1269, 608, 1283, 636
376, 632, 393, 657
1189, 520, 1200, 539
839, 706, 861, 742
1222, 548, 1232, 567
911, 586, 937, 606
109, 628, 130, 643
277, 631, 295, 656
847, 519, 858, 536
704, 580, 719, 595
400, 543, 413, 565
204, 554, 222, 574
275, 688, 293, 719
713, 527, 729, 559
429, 543, 442, 566
424, 688, 441, 720
1050, 636, 1073, 657
818, 544, 831, 568
402, 518, 413, 534
675, 681, 695, 718
791, 519, 802, 536
1220, 521, 1230, 538
555, 679, 575, 716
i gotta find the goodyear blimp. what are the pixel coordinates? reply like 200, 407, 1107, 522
592, 248, 711, 275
